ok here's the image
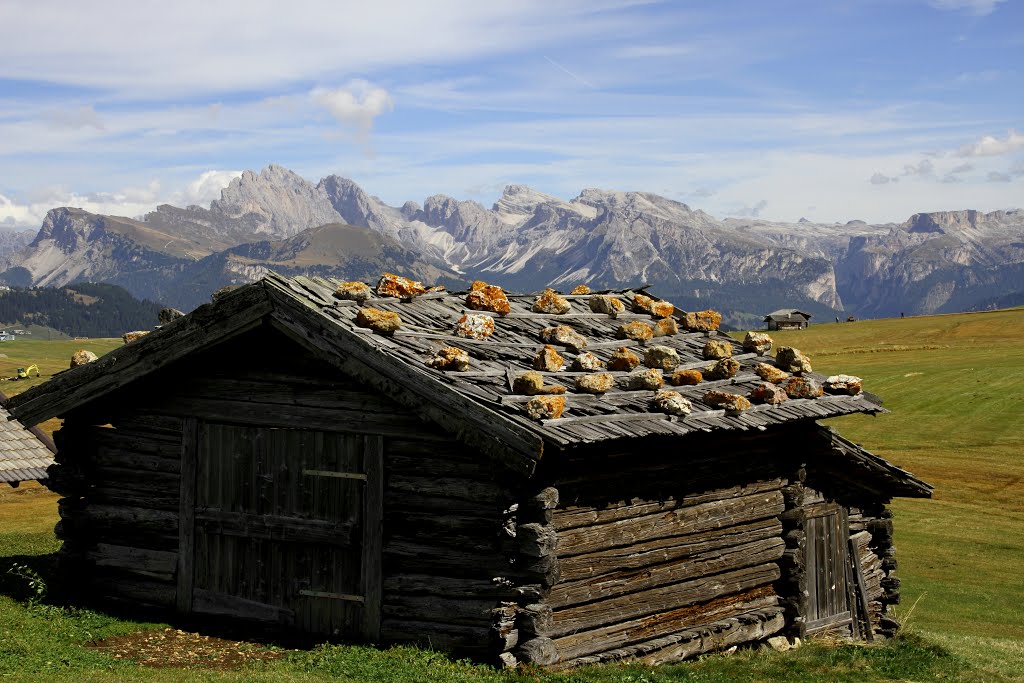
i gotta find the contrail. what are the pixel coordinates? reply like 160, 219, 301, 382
543, 55, 596, 88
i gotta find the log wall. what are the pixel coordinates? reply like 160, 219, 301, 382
512, 432, 800, 667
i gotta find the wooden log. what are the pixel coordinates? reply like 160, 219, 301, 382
91, 449, 182, 475
86, 543, 177, 582
92, 575, 176, 608
550, 537, 784, 608
553, 479, 785, 531
517, 637, 559, 666
380, 619, 494, 656
384, 574, 542, 600
637, 608, 785, 666
382, 539, 516, 577
387, 476, 510, 505
552, 589, 778, 661
557, 491, 785, 557
63, 503, 178, 536
558, 517, 781, 583
518, 523, 558, 558
548, 563, 781, 637
382, 595, 504, 627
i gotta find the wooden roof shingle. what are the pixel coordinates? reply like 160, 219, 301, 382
0, 391, 55, 486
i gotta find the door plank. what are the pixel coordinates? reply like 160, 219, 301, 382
362, 434, 384, 640
176, 417, 199, 614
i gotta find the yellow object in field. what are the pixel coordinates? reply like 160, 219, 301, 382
16, 364, 39, 379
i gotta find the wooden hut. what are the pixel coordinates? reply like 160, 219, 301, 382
0, 391, 56, 487
764, 309, 812, 330
4, 274, 931, 668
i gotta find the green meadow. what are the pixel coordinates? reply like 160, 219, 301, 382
0, 311, 1021, 682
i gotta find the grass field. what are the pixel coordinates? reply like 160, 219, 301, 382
0, 312, 1022, 681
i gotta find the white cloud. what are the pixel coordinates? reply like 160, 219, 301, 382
957, 129, 1024, 157
180, 170, 243, 206
616, 45, 694, 59
0, 170, 243, 230
928, 0, 1007, 15
870, 172, 898, 185
987, 171, 1013, 182
44, 104, 104, 130
950, 162, 974, 174
902, 159, 935, 176
312, 81, 394, 145
0, 2, 637, 96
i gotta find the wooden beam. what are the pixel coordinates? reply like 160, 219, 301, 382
362, 434, 384, 641
175, 417, 198, 614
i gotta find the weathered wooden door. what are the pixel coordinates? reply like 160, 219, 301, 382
177, 420, 382, 639
804, 504, 854, 635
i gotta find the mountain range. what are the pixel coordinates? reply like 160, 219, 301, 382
2, 164, 1022, 326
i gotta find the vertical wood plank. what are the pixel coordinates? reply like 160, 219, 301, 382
176, 417, 199, 613
361, 434, 384, 641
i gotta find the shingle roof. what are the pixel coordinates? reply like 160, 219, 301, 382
263, 276, 881, 452
4, 273, 887, 477
0, 392, 55, 486
765, 309, 812, 321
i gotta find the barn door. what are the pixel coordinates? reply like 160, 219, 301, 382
804, 504, 854, 635
176, 420, 382, 640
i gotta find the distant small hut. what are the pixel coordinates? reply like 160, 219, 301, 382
764, 309, 812, 331
0, 391, 56, 487
4, 274, 930, 668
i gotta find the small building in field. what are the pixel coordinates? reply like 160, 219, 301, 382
0, 331, 15, 342
4, 274, 930, 668
764, 310, 812, 331
0, 391, 56, 487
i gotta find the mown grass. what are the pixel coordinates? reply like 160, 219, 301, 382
0, 312, 1021, 681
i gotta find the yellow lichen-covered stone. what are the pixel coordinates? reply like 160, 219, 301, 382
570, 285, 591, 295
824, 374, 863, 395
607, 347, 641, 371
454, 313, 495, 339
575, 373, 616, 394
466, 284, 511, 316
70, 349, 98, 368
670, 368, 703, 386
589, 295, 625, 317
525, 395, 566, 421
376, 272, 426, 298
644, 345, 680, 370
743, 331, 774, 355
122, 330, 150, 344
682, 309, 722, 332
650, 300, 676, 318
632, 293, 655, 314
469, 280, 488, 291
783, 376, 823, 399
334, 281, 372, 303
704, 390, 751, 413
754, 362, 790, 384
539, 325, 587, 351
426, 346, 470, 371
355, 308, 402, 334
626, 368, 664, 390
775, 347, 812, 374
513, 371, 545, 395
651, 389, 692, 416
571, 352, 605, 372
702, 340, 733, 360
749, 382, 787, 405
532, 345, 565, 372
532, 288, 571, 315
653, 318, 679, 337
616, 321, 654, 342
704, 358, 740, 380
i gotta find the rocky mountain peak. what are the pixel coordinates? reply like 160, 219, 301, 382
34, 207, 105, 251
493, 184, 564, 218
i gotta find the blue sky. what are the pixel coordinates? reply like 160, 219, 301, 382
0, 0, 1021, 229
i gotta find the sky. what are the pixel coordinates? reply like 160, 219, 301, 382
0, 0, 1021, 230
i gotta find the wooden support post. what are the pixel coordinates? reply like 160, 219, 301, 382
848, 536, 874, 641
175, 417, 198, 614
361, 434, 384, 641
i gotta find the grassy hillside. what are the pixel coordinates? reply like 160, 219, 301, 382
0, 311, 1021, 681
